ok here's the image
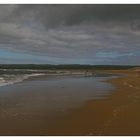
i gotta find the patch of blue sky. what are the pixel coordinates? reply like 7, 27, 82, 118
96, 51, 134, 59
0, 49, 93, 64
0, 49, 62, 64
0, 48, 139, 64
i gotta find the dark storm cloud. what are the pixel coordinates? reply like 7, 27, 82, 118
0, 4, 140, 64
6, 4, 140, 28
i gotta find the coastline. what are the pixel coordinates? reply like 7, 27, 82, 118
46, 70, 140, 136
0, 70, 139, 135
0, 71, 114, 136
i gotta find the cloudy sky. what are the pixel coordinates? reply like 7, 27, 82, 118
0, 4, 140, 65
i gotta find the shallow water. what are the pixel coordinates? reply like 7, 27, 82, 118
0, 76, 115, 114
0, 75, 117, 135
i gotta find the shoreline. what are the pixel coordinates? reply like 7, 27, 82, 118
0, 70, 139, 135
46, 70, 140, 136
0, 71, 114, 136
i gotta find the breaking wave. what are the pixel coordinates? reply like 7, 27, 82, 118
0, 73, 45, 87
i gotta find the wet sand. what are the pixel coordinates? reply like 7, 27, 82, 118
0, 70, 139, 135
0, 74, 113, 135
47, 70, 140, 136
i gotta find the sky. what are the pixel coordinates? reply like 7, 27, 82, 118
0, 4, 140, 65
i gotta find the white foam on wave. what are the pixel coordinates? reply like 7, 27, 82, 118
0, 73, 45, 87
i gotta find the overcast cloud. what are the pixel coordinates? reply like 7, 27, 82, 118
0, 5, 140, 64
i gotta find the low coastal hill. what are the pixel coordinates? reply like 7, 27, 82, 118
0, 64, 138, 70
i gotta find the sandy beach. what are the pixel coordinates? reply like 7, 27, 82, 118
0, 70, 139, 135
47, 70, 140, 136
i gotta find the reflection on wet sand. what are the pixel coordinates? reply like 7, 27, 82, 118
0, 74, 115, 135
0, 71, 139, 136
48, 71, 140, 136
